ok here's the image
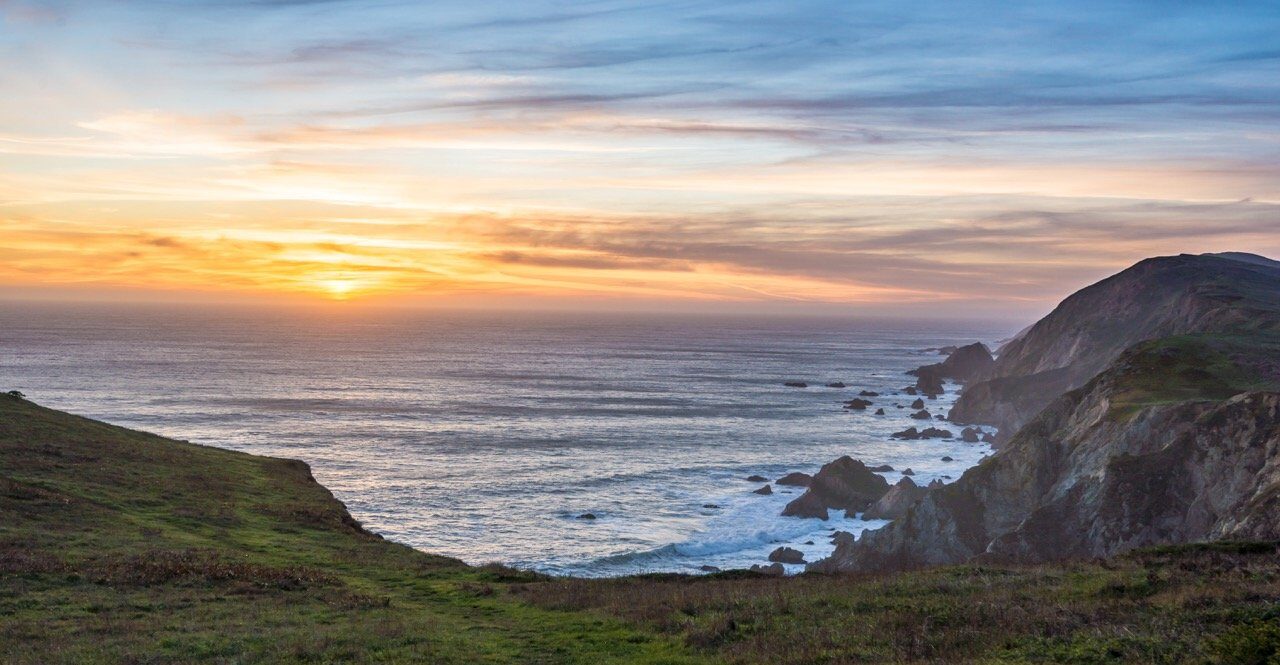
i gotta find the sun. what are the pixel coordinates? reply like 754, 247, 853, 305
314, 278, 362, 300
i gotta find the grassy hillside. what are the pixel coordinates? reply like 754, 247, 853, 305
4, 393, 1280, 664
1106, 332, 1280, 420
0, 394, 699, 664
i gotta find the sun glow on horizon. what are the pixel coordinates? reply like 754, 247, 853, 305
313, 278, 363, 301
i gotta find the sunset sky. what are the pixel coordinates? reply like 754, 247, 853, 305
2, 0, 1278, 317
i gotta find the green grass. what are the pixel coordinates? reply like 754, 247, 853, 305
1105, 333, 1280, 420
518, 546, 1280, 664
0, 394, 700, 664
5, 393, 1280, 664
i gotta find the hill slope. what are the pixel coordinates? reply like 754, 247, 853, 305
0, 393, 698, 664
951, 252, 1280, 439
817, 252, 1280, 575
818, 334, 1280, 573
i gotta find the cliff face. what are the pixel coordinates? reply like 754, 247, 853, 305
951, 253, 1280, 439
814, 334, 1280, 573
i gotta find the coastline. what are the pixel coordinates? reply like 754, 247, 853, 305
0, 303, 1009, 577
7, 390, 1278, 665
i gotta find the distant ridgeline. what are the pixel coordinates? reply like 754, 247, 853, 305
814, 252, 1280, 572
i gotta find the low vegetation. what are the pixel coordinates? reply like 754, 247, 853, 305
0, 394, 696, 664
1106, 333, 1280, 420
519, 543, 1280, 664
4, 393, 1279, 664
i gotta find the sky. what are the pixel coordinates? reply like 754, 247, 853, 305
1, 0, 1278, 318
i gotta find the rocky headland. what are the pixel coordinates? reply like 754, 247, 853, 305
810, 252, 1280, 573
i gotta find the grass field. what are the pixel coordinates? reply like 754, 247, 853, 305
3, 392, 1279, 664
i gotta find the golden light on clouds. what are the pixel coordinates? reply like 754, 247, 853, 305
2, 0, 1278, 315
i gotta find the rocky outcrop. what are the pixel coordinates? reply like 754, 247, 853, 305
951, 253, 1280, 442
890, 426, 952, 440
843, 398, 873, 410
862, 477, 928, 520
781, 456, 890, 520
768, 546, 805, 564
915, 374, 944, 396
813, 336, 1280, 573
776, 472, 812, 487
752, 484, 773, 495
910, 343, 995, 385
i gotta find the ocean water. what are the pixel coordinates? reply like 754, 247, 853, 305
0, 302, 1009, 576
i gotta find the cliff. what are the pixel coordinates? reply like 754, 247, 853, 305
950, 252, 1280, 439
815, 330, 1280, 573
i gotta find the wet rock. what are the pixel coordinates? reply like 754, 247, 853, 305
784, 381, 808, 388
919, 427, 953, 439
981, 432, 997, 444
703, 504, 721, 509
909, 343, 995, 385
961, 427, 981, 443
941, 456, 954, 462
746, 475, 768, 482
776, 472, 813, 487
859, 390, 880, 397
903, 386, 919, 395
843, 398, 874, 410
831, 531, 856, 546
577, 513, 597, 520
769, 547, 806, 564
911, 409, 932, 420
916, 374, 944, 396
869, 464, 895, 472
750, 562, 785, 576
901, 468, 915, 476
890, 427, 921, 440
874, 408, 885, 415
911, 398, 926, 409
752, 484, 773, 495
825, 382, 847, 388
782, 456, 891, 520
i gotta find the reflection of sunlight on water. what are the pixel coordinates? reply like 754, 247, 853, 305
0, 305, 1006, 576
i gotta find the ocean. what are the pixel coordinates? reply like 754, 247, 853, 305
0, 302, 1010, 576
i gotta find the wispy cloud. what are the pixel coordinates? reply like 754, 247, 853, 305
1, 0, 1278, 312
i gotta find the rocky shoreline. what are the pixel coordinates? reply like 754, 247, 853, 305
812, 252, 1280, 574
727, 253, 1280, 576
724, 342, 1001, 574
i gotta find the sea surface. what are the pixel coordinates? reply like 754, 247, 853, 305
0, 302, 1012, 576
